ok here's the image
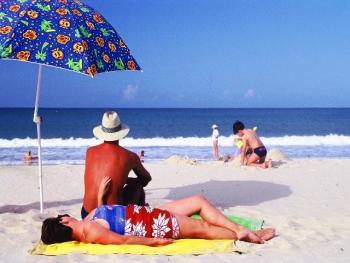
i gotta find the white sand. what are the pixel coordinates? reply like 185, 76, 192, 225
0, 159, 350, 262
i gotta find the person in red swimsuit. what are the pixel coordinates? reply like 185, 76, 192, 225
42, 177, 276, 246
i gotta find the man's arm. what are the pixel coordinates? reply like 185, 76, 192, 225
241, 139, 248, 165
84, 221, 173, 246
132, 154, 152, 187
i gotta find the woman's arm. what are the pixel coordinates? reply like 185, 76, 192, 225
82, 176, 110, 221
83, 221, 173, 246
97, 176, 111, 207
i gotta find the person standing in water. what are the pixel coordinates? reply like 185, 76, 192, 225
23, 150, 38, 164
211, 124, 220, 160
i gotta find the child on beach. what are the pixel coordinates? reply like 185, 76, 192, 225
234, 136, 244, 156
224, 127, 257, 163
211, 124, 219, 160
233, 121, 272, 168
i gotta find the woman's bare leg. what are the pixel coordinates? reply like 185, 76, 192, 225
158, 195, 243, 231
174, 214, 275, 242
174, 213, 238, 240
158, 195, 275, 243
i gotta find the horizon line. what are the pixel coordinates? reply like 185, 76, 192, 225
0, 106, 349, 110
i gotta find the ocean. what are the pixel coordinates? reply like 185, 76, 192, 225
0, 108, 350, 165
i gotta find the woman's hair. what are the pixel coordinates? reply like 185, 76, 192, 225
233, 120, 245, 134
41, 214, 73, 244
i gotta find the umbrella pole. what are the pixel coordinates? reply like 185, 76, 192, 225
33, 64, 44, 214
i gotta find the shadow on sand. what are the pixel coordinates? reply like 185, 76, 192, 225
0, 198, 82, 214
155, 180, 291, 208
1, 181, 292, 213
272, 160, 289, 168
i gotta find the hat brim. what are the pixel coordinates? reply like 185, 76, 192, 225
93, 124, 130, 141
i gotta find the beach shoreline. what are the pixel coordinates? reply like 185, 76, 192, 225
0, 159, 349, 262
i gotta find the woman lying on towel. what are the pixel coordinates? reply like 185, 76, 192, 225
41, 176, 275, 246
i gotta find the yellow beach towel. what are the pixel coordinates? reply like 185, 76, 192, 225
29, 239, 245, 256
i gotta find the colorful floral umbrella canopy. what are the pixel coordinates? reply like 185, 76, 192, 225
0, 0, 141, 213
0, 0, 141, 76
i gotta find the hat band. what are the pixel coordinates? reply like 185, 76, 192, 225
101, 124, 122, 133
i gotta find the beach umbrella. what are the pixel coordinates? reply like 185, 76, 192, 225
0, 0, 141, 213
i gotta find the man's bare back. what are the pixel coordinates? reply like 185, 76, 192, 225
83, 141, 151, 214
242, 129, 264, 150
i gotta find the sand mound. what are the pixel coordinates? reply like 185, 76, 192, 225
267, 148, 289, 161
226, 156, 241, 167
225, 148, 289, 166
163, 155, 198, 165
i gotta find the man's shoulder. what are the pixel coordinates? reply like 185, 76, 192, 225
87, 143, 138, 158
113, 146, 140, 162
86, 143, 104, 153
116, 145, 137, 156
244, 129, 255, 137
86, 144, 98, 153
126, 149, 140, 161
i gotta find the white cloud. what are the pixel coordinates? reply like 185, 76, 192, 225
123, 84, 138, 100
244, 89, 255, 99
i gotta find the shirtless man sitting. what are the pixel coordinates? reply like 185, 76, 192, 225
82, 111, 152, 219
233, 120, 272, 168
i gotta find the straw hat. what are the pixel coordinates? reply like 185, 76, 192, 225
93, 111, 129, 141
212, 124, 218, 129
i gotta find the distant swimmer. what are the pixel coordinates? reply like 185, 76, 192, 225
23, 151, 38, 163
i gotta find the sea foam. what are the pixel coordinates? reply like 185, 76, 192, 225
0, 134, 349, 148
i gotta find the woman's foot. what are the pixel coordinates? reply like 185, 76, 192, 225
237, 228, 262, 243
237, 228, 276, 243
254, 228, 276, 241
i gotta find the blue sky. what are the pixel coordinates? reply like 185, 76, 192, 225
0, 0, 350, 108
